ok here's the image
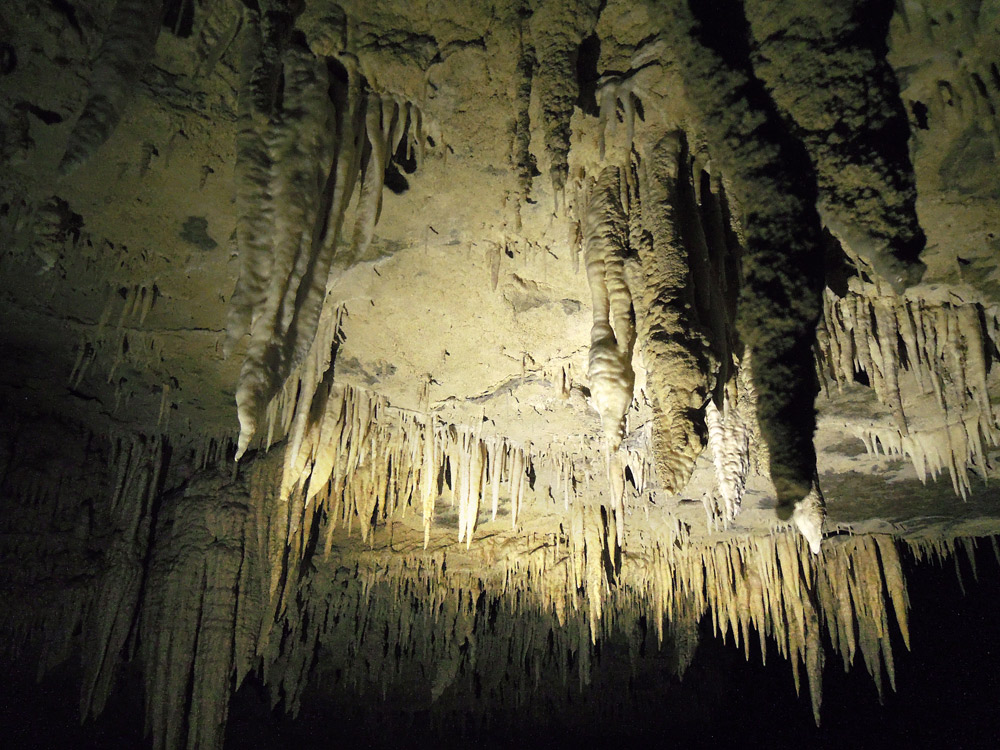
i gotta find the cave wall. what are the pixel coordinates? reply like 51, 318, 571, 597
1, 1, 1000, 747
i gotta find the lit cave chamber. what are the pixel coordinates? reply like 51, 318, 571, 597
2, 1, 1000, 747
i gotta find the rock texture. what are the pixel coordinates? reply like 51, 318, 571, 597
1, 0, 1000, 747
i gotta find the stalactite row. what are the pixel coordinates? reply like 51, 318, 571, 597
905, 534, 1000, 572
638, 530, 907, 723
817, 283, 999, 497
80, 434, 165, 720
260, 516, 913, 730
230, 24, 433, 460
0, 421, 106, 673
0, 425, 165, 705
68, 283, 163, 410
280, 377, 540, 551
581, 165, 636, 452
262, 548, 636, 719
59, 0, 165, 175
5, 406, 995, 747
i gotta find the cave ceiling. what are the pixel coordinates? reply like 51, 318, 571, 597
1, 0, 999, 746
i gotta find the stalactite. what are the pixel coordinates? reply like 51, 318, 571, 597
529, 0, 601, 207
69, 283, 161, 391
6, 403, 981, 748
634, 132, 713, 493
582, 165, 635, 451
235, 45, 337, 459
596, 73, 643, 161
818, 284, 999, 497
231, 48, 431, 458
704, 372, 751, 525
659, 0, 827, 520
222, 10, 273, 357
59, 0, 165, 175
511, 22, 537, 212
743, 0, 926, 293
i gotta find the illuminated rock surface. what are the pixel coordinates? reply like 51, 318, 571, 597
1, 1, 999, 747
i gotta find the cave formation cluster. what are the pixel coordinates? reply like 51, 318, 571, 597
2, 0, 1000, 747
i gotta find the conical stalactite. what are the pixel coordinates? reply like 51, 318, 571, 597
632, 132, 714, 494
59, 0, 165, 175
743, 0, 926, 293
511, 17, 537, 213
582, 165, 635, 451
817, 282, 1000, 497
528, 0, 602, 206
658, 0, 827, 522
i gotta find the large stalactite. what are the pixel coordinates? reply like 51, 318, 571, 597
657, 0, 828, 521
582, 165, 635, 451
632, 132, 716, 495
743, 0, 927, 293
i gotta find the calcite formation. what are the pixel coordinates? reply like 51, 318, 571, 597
1, 0, 1000, 747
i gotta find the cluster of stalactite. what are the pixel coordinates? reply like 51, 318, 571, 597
69, 283, 161, 400
579, 125, 765, 532
583, 7, 886, 545
263, 346, 548, 551
226, 7, 432, 460
628, 134, 724, 498
6, 395, 983, 746
817, 281, 1000, 497
651, 0, 828, 523
582, 0, 926, 535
